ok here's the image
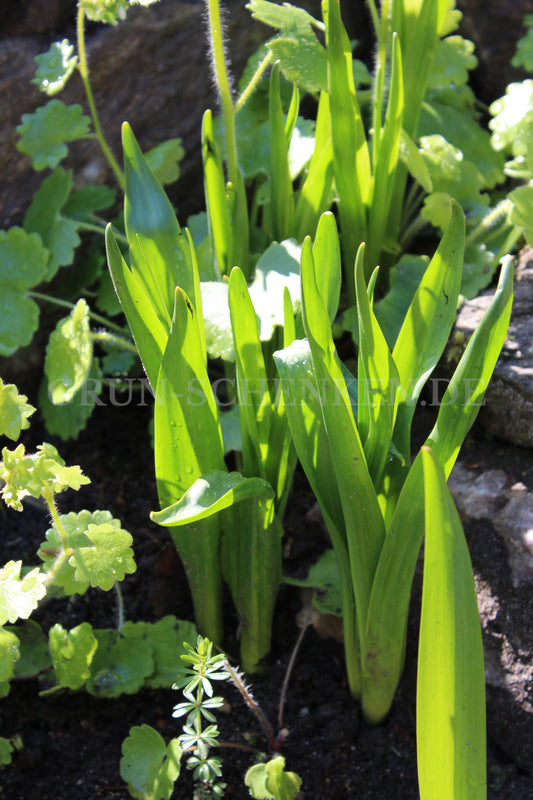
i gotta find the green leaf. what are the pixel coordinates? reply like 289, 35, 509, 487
509, 184, 533, 246
489, 80, 533, 157
44, 299, 93, 404
7, 620, 50, 678
32, 39, 78, 95
17, 100, 91, 170
0, 380, 35, 441
419, 135, 488, 211
399, 129, 433, 193
49, 622, 98, 690
418, 447, 486, 799
284, 548, 342, 615
0, 562, 47, 625
248, 240, 301, 341
512, 15, 533, 70
121, 725, 182, 800
373, 254, 429, 349
145, 138, 185, 185
0, 738, 13, 767
62, 184, 116, 221
39, 359, 104, 441
245, 756, 301, 800
151, 471, 274, 527
200, 281, 234, 361
122, 616, 198, 689
39, 509, 135, 594
0, 627, 20, 697
86, 629, 153, 697
427, 36, 476, 91
79, 0, 129, 24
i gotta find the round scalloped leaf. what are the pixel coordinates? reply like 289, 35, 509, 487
39, 359, 103, 441
0, 738, 13, 767
0, 379, 35, 441
145, 138, 185, 186
428, 36, 477, 91
121, 724, 182, 800
6, 620, 50, 678
0, 227, 48, 291
24, 168, 81, 280
0, 562, 47, 625
86, 630, 153, 697
120, 617, 198, 689
32, 39, 78, 96
45, 299, 93, 404
489, 80, 533, 156
79, 0, 129, 24
39, 509, 135, 594
0, 627, 20, 698
511, 16, 533, 71
419, 136, 487, 210
0, 290, 41, 357
49, 622, 98, 690
16, 100, 91, 171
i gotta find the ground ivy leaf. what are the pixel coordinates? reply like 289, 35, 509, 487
512, 15, 533, 71
0, 562, 47, 625
45, 299, 93, 404
17, 100, 91, 171
0, 627, 20, 698
32, 39, 78, 96
121, 724, 182, 800
39, 510, 135, 594
0, 380, 35, 441
120, 617, 198, 689
0, 290, 41, 357
419, 136, 488, 212
79, 0, 129, 24
86, 630, 153, 697
62, 184, 116, 221
24, 168, 81, 280
284, 549, 342, 615
6, 620, 50, 678
428, 36, 477, 91
509, 184, 533, 246
145, 138, 185, 185
0, 738, 13, 767
489, 80, 533, 157
49, 622, 98, 690
39, 359, 103, 441
461, 242, 496, 299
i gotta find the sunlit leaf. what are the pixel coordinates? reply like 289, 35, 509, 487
121, 724, 181, 800
17, 100, 91, 171
0, 628, 20, 697
427, 36, 476, 90
39, 359, 104, 441
145, 138, 185, 185
49, 622, 98, 690
489, 80, 533, 156
44, 299, 93, 404
0, 562, 47, 625
511, 15, 533, 71
86, 629, 153, 696
0, 380, 35, 441
32, 40, 78, 95
79, 0, 128, 24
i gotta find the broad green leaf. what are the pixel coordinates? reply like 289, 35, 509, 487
202, 110, 232, 278
0, 380, 35, 441
418, 447, 486, 799
121, 724, 181, 800
420, 190, 454, 230
248, 240, 301, 341
6, 620, 50, 678
86, 629, 153, 697
1, 442, 90, 511
245, 756, 301, 800
152, 471, 273, 527
62, 184, 116, 221
284, 548, 342, 615
311, 211, 340, 324
399, 129, 433, 193
105, 226, 167, 391
39, 359, 103, 441
145, 138, 185, 186
123, 616, 198, 689
17, 100, 91, 170
427, 35, 476, 90
489, 80, 533, 156
0, 628, 20, 697
295, 91, 334, 241
461, 242, 497, 300
0, 562, 47, 625
0, 292, 43, 356
32, 39, 78, 95
420, 101, 504, 189
49, 622, 98, 690
373, 254, 429, 349
512, 15, 533, 70
200, 281, 234, 360
44, 299, 93, 404
39, 509, 134, 594
79, 0, 128, 24
419, 135, 488, 210
0, 738, 13, 767
0, 226, 48, 293
509, 184, 533, 246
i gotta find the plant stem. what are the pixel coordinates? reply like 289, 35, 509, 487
277, 608, 313, 735
91, 330, 138, 353
234, 50, 273, 113
76, 221, 128, 244
76, 6, 125, 190
28, 291, 129, 335
224, 660, 278, 751
114, 581, 125, 630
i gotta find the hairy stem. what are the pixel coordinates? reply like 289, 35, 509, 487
28, 291, 129, 335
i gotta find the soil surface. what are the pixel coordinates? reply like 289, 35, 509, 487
1, 377, 533, 800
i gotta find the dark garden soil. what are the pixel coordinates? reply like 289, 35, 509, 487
1, 374, 533, 800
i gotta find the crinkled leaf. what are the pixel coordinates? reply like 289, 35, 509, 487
419, 100, 505, 189
6, 620, 50, 678
17, 100, 91, 170
86, 629, 153, 697
121, 724, 182, 800
49, 622, 98, 689
145, 138, 185, 185
489, 80, 533, 156
419, 135, 488, 211
32, 39, 78, 95
248, 239, 301, 341
512, 15, 533, 71
39, 359, 103, 441
45, 299, 93, 404
79, 0, 128, 24
0, 562, 47, 625
246, 756, 301, 800
284, 548, 342, 615
0, 628, 20, 697
38, 509, 131, 594
428, 36, 476, 90
0, 379, 35, 441
119, 617, 198, 689
509, 183, 533, 246
0, 226, 48, 292
24, 168, 81, 280
62, 184, 116, 221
